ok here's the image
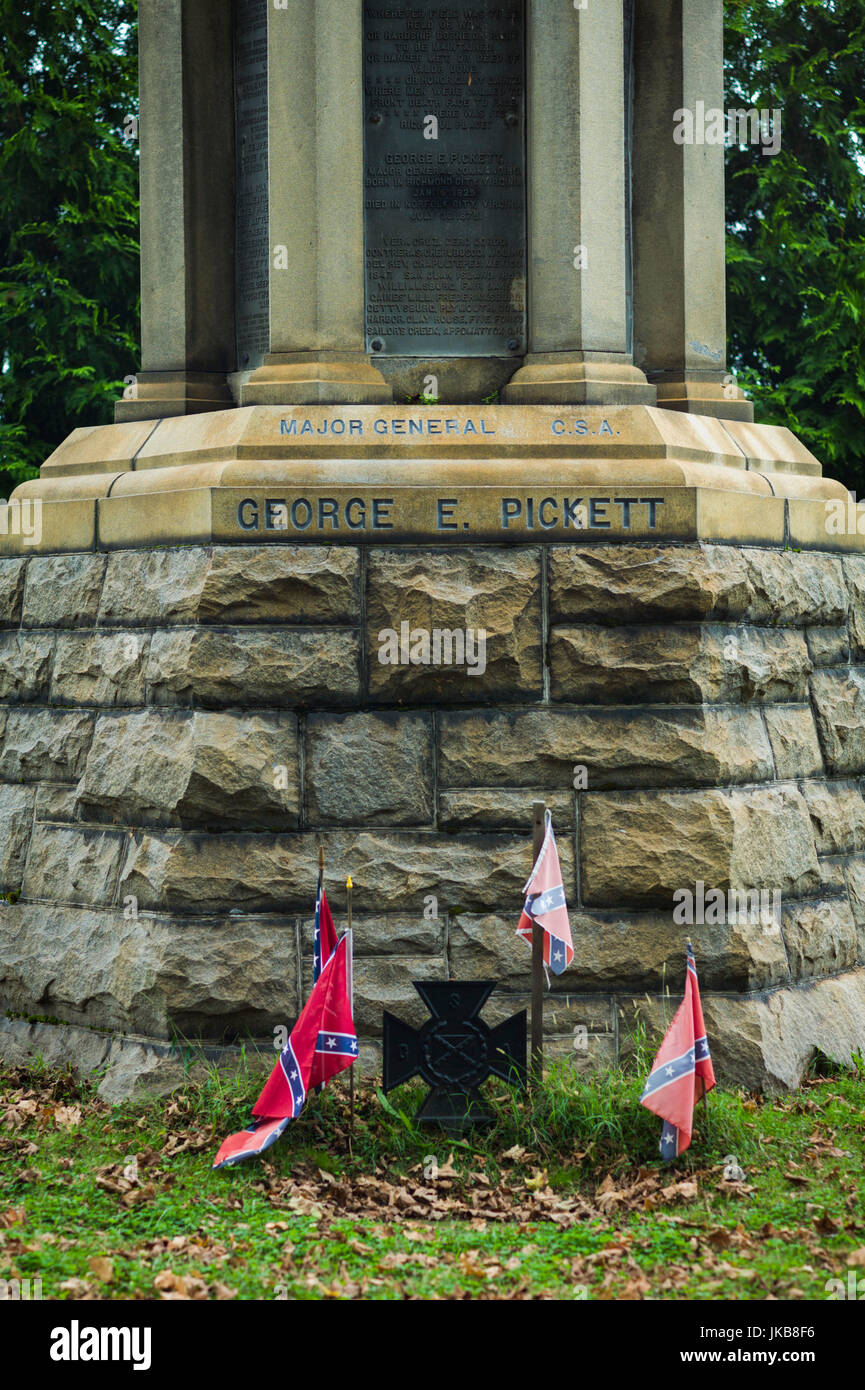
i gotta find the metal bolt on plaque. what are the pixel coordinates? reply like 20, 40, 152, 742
382, 981, 526, 1133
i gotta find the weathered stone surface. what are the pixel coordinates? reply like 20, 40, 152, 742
22, 824, 127, 906
74, 709, 299, 828
842, 856, 865, 958
199, 547, 360, 624
34, 783, 80, 822
305, 712, 433, 826
437, 788, 574, 831
480, 987, 613, 1034
22, 554, 105, 627
0, 903, 298, 1038
781, 898, 858, 982
366, 548, 542, 702
581, 784, 820, 907
119, 829, 570, 915
0, 632, 53, 700
145, 628, 359, 708
842, 555, 865, 656
806, 625, 849, 668
619, 967, 865, 1089
818, 855, 846, 894
550, 624, 810, 704
352, 955, 448, 1035
801, 780, 865, 854
736, 549, 847, 627
99, 546, 359, 625
300, 915, 444, 968
439, 706, 773, 790
549, 545, 847, 627
0, 708, 94, 783
100, 549, 211, 624
810, 669, 865, 774
51, 631, 149, 706
449, 908, 788, 993
763, 705, 823, 778
0, 559, 26, 627
0, 785, 36, 894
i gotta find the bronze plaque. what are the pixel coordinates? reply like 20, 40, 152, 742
363, 0, 526, 358
234, 0, 270, 370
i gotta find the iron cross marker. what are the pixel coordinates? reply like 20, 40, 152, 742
382, 981, 526, 1132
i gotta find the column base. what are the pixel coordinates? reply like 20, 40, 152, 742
114, 371, 235, 424
651, 373, 755, 423
240, 353, 393, 406
502, 355, 657, 406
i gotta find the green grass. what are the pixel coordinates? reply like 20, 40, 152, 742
2, 1048, 864, 1301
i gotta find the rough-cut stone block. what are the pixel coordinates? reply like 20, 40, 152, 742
366, 548, 541, 702
810, 669, 865, 774
0, 632, 54, 701
34, 784, 80, 823
301, 914, 444, 961
22, 554, 105, 627
75, 709, 299, 828
763, 705, 823, 778
437, 788, 574, 831
0, 708, 94, 783
842, 555, 865, 656
781, 898, 858, 982
100, 549, 211, 624
119, 829, 569, 916
305, 712, 433, 826
438, 706, 773, 791
801, 781, 865, 854
51, 631, 149, 706
581, 784, 820, 907
619, 967, 865, 1089
352, 955, 448, 1035
22, 823, 127, 906
145, 628, 360, 708
0, 559, 26, 627
842, 856, 865, 959
0, 903, 298, 1039
450, 908, 788, 994
99, 546, 360, 626
0, 785, 36, 894
818, 856, 846, 894
806, 625, 849, 668
199, 547, 360, 624
550, 624, 810, 704
480, 988, 613, 1034
549, 545, 847, 627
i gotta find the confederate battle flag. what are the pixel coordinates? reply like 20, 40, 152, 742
213, 932, 357, 1169
640, 941, 716, 1159
516, 810, 573, 975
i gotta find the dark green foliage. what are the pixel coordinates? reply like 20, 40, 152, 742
725, 0, 865, 485
0, 0, 139, 493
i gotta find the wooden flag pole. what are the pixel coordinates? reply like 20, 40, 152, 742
347, 874, 355, 1142
530, 800, 546, 1089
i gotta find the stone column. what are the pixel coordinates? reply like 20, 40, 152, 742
241, 0, 391, 405
116, 0, 236, 423
631, 0, 752, 420
504, 0, 654, 406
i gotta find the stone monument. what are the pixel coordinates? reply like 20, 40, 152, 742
2, 0, 865, 1098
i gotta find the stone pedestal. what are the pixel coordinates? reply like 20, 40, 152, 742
2, 515, 865, 1096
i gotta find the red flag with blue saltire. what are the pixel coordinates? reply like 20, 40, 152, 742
640, 941, 715, 1160
313, 869, 338, 984
213, 933, 357, 1169
516, 810, 573, 975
